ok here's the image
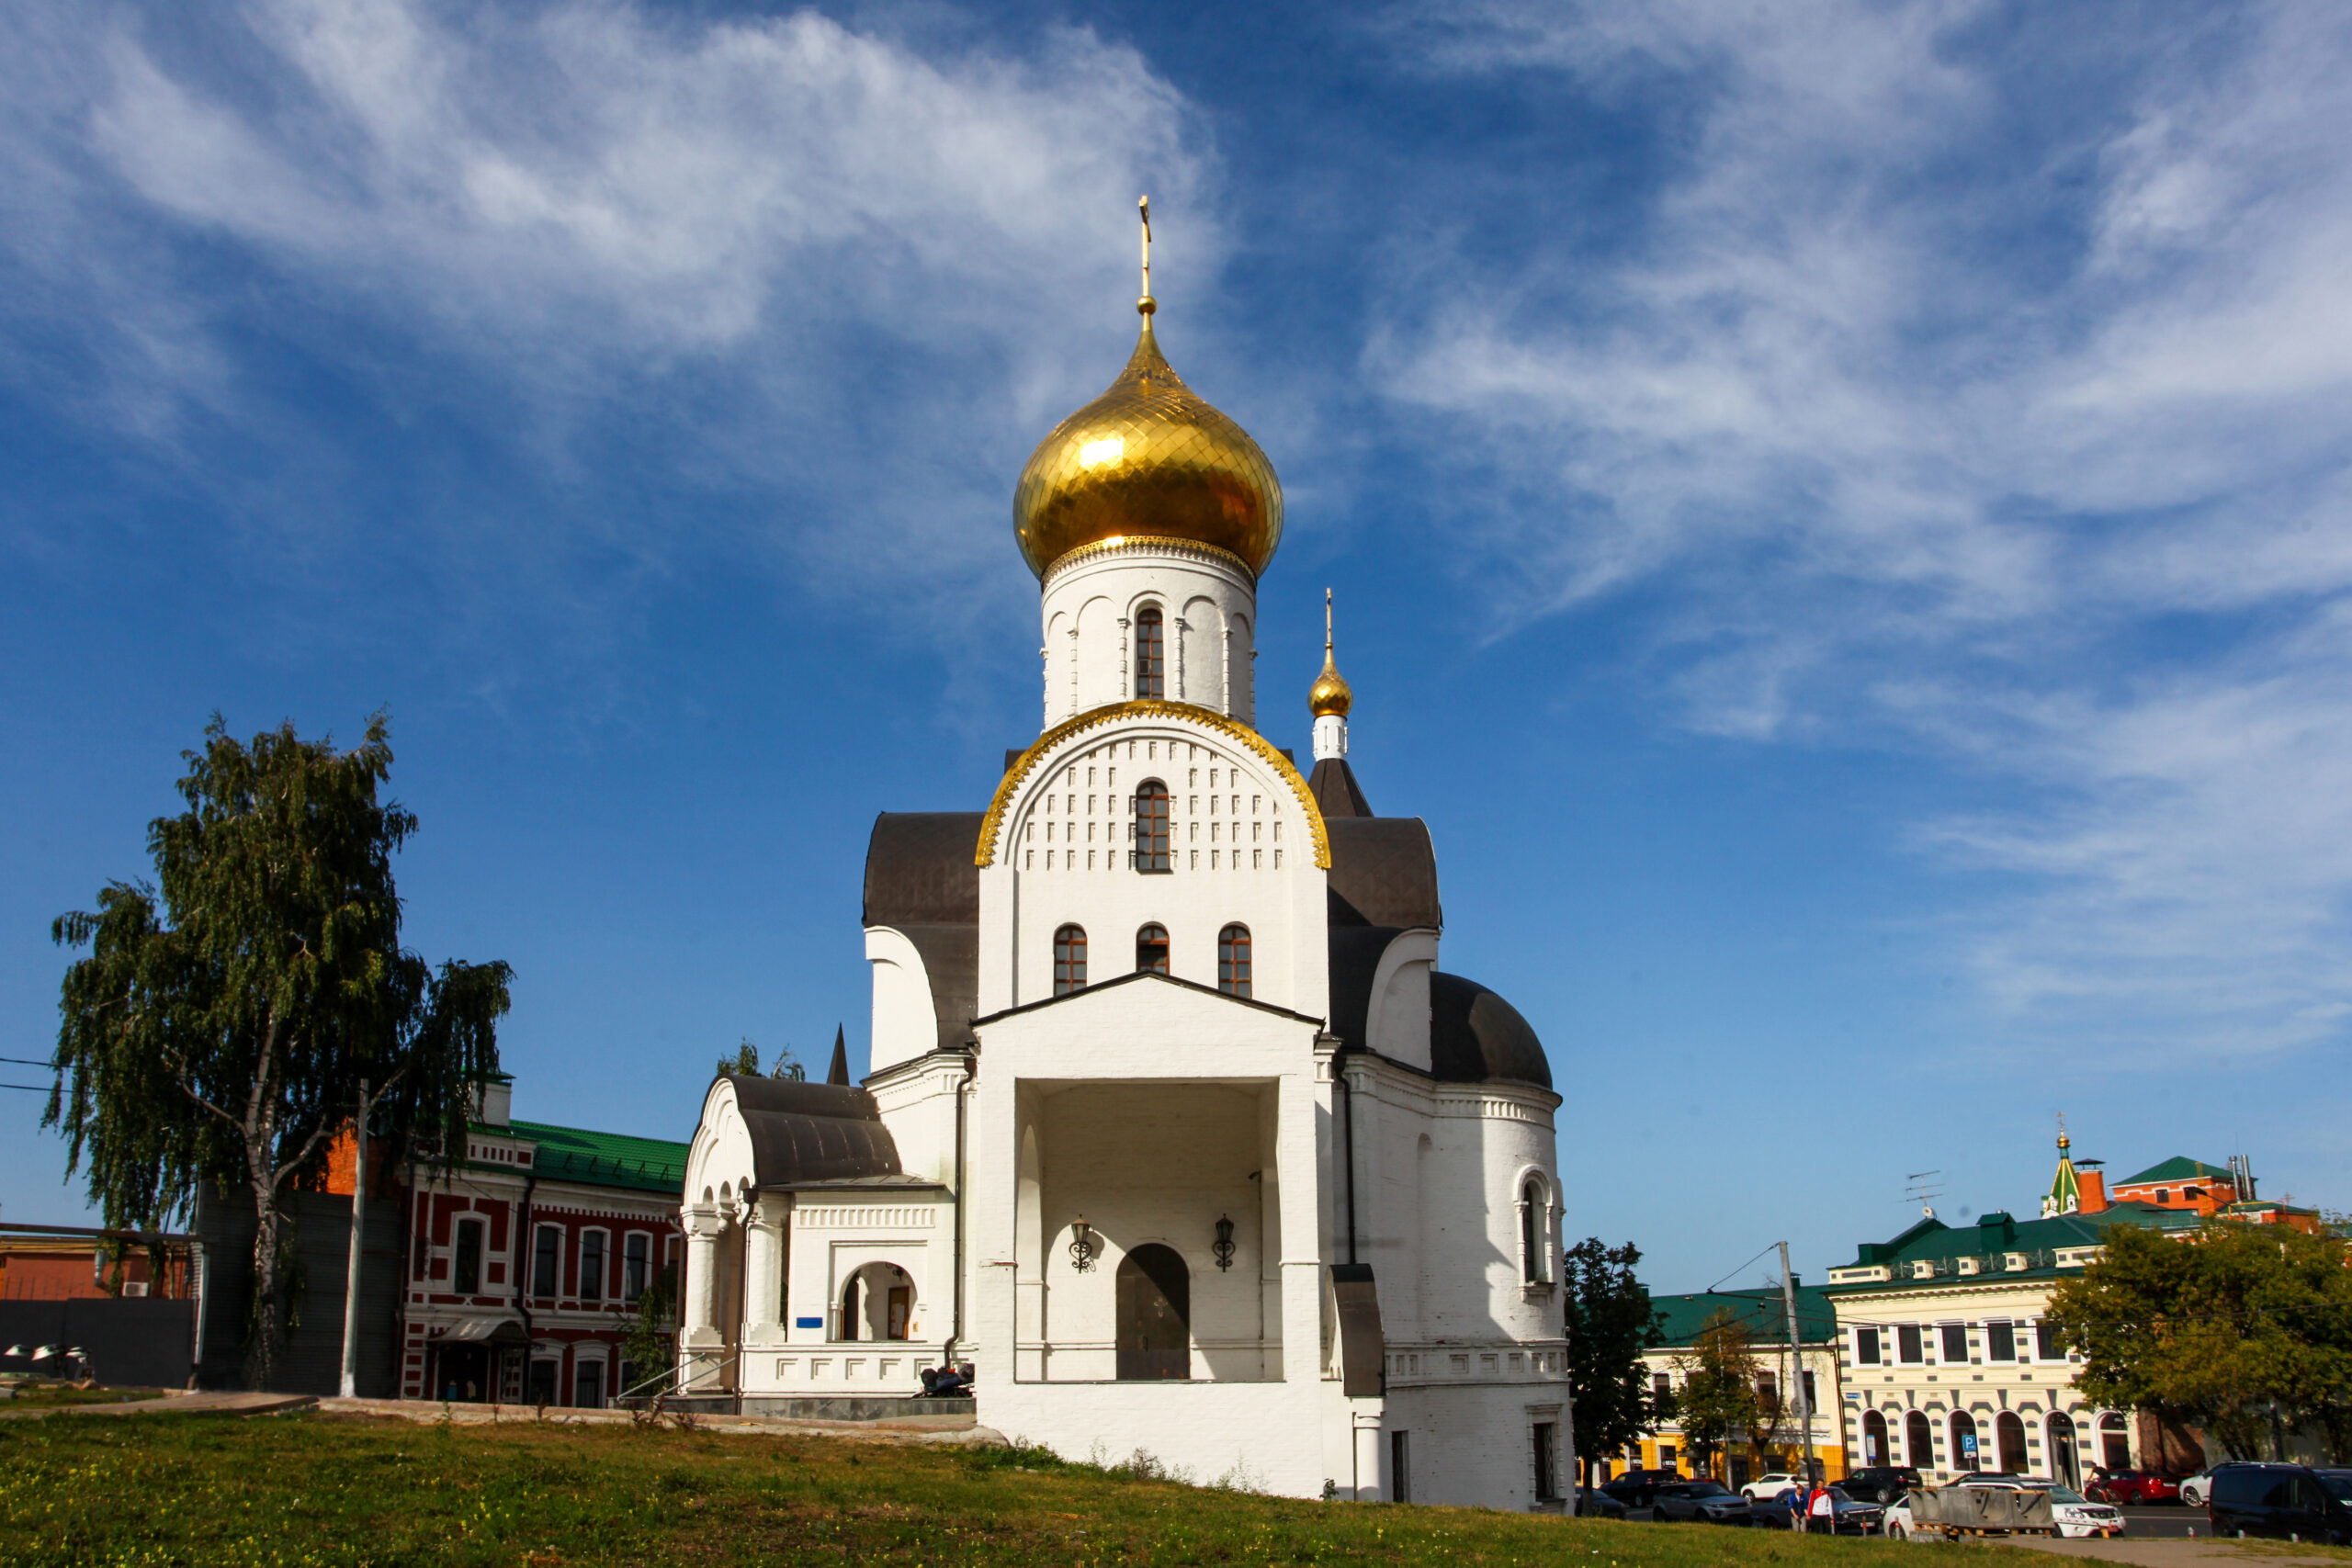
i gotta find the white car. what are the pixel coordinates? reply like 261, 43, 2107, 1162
2179, 1470, 2214, 1508
1742, 1472, 1804, 1502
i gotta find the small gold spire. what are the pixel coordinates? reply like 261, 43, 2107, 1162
1309, 587, 1354, 718
1137, 195, 1155, 317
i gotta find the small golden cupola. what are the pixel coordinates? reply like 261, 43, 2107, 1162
1309, 588, 1352, 718
1012, 197, 1283, 581
1309, 588, 1353, 764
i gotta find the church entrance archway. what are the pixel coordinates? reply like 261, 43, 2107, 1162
1115, 1244, 1191, 1381
839, 1262, 916, 1341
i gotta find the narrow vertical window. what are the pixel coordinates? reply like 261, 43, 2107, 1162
1136, 923, 1170, 974
1217, 924, 1251, 998
1521, 1179, 1549, 1282
1134, 781, 1170, 871
580, 1230, 605, 1303
454, 1219, 483, 1294
1053, 925, 1088, 995
624, 1234, 650, 1303
532, 1225, 560, 1299
1135, 606, 1165, 698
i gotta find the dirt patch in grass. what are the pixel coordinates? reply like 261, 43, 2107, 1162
0, 1409, 2052, 1567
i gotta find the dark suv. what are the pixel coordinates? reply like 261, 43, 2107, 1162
1601, 1470, 1688, 1507
2210, 1463, 2352, 1543
1844, 1467, 1924, 1505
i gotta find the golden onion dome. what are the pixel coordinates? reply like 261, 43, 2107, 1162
1308, 651, 1353, 719
1308, 587, 1352, 717
1012, 312, 1283, 580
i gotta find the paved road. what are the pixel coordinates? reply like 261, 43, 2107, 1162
2116, 1506, 2205, 1540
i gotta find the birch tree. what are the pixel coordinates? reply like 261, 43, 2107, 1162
47, 714, 508, 1389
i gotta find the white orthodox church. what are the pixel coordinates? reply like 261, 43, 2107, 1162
679, 213, 1569, 1507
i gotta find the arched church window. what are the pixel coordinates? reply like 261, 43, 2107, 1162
1521, 1178, 1550, 1283
1053, 925, 1087, 995
1134, 782, 1170, 872
1135, 606, 1165, 698
1136, 924, 1170, 975
1217, 924, 1251, 998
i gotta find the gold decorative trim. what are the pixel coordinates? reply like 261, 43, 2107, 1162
975, 700, 1329, 870
1040, 533, 1256, 588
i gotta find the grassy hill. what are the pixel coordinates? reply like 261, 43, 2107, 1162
0, 1409, 2013, 1567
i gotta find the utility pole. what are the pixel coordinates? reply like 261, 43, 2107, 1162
339, 1079, 368, 1400
1778, 1241, 1816, 1489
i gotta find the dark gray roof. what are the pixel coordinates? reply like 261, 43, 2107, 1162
863, 813, 980, 926
1429, 972, 1551, 1089
864, 813, 982, 1058
726, 1077, 904, 1188
1325, 925, 1400, 1052
1308, 757, 1373, 818
1327, 817, 1441, 929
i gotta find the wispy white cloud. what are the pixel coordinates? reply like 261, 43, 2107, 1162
0, 0, 1213, 598
1374, 0, 2352, 1052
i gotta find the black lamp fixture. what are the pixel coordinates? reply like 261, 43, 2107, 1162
1213, 1214, 1236, 1272
1069, 1217, 1096, 1272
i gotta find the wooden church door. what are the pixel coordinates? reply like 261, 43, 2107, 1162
1115, 1244, 1191, 1381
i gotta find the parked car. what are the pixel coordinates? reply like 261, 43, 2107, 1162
2179, 1469, 2215, 1508
1600, 1470, 1688, 1508
1741, 1472, 1804, 1502
2208, 1463, 2352, 1543
1577, 1486, 1630, 1521
1844, 1467, 1924, 1505
1753, 1485, 1883, 1534
1957, 1478, 2124, 1539
2088, 1470, 2181, 1506
1652, 1482, 1755, 1525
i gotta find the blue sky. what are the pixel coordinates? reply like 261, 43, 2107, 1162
4, 0, 2349, 1294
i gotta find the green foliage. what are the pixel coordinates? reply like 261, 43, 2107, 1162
716, 1039, 805, 1081
1561, 1237, 1666, 1476
1672, 1308, 1763, 1479
2046, 1221, 2352, 1461
46, 714, 509, 1389
616, 1265, 679, 1400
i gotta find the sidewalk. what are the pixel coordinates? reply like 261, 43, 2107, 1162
0, 1390, 315, 1420
315, 1395, 1000, 1445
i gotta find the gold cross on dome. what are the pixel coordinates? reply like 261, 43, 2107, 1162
1138, 195, 1155, 315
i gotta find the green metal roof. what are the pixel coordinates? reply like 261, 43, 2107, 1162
1651, 1283, 1838, 1348
2114, 1156, 2231, 1187
1827, 1203, 2196, 1292
480, 1119, 690, 1195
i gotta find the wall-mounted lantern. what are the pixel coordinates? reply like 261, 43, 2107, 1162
1213, 1214, 1236, 1272
1069, 1217, 1097, 1272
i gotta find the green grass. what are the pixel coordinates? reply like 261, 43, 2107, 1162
0, 1410, 2038, 1567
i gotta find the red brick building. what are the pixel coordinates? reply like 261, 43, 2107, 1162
398, 1077, 686, 1405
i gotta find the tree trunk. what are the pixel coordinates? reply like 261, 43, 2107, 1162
247, 1173, 283, 1391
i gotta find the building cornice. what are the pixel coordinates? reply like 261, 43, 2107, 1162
1040, 533, 1254, 589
